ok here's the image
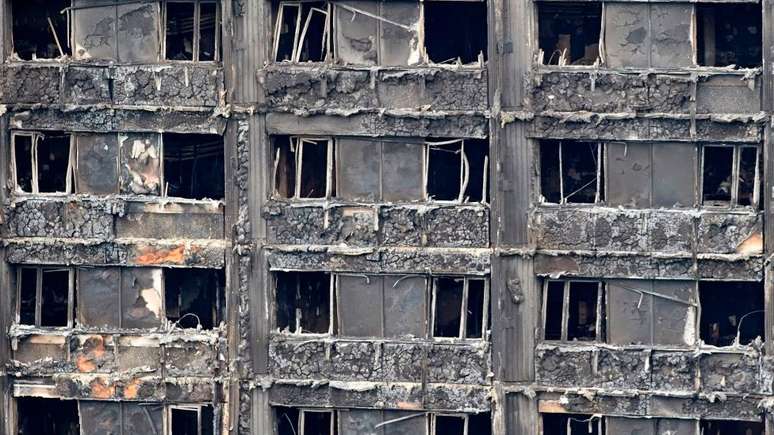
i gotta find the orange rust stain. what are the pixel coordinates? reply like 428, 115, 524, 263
76, 355, 97, 373
77, 336, 106, 373
396, 401, 422, 410
90, 378, 115, 399
123, 378, 141, 399
135, 245, 186, 265
737, 232, 763, 256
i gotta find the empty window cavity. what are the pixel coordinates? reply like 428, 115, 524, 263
275, 271, 333, 334
700, 420, 763, 435
12, 131, 73, 194
697, 4, 762, 68
543, 280, 605, 342
17, 266, 73, 328
424, 2, 488, 64
165, 0, 221, 61
274, 2, 331, 62
432, 277, 489, 339
702, 145, 760, 208
276, 407, 334, 435
170, 405, 215, 435
17, 397, 80, 435
162, 133, 225, 200
272, 136, 333, 199
542, 413, 604, 435
164, 268, 225, 329
11, 0, 71, 60
699, 281, 764, 347
426, 139, 489, 202
537, 2, 602, 66
540, 140, 603, 204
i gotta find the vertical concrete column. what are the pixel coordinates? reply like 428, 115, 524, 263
222, 0, 272, 433
763, 0, 774, 356
489, 0, 537, 433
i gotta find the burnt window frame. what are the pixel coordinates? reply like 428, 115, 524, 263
9, 0, 72, 61
167, 403, 214, 435
276, 408, 336, 435
274, 271, 336, 336
272, 1, 333, 63
539, 140, 604, 205
159, 132, 226, 200
430, 276, 490, 341
11, 131, 75, 195
541, 279, 606, 343
162, 268, 226, 330
271, 1, 487, 66
695, 3, 763, 69
271, 135, 335, 200
424, 139, 490, 204
700, 144, 761, 209
534, 3, 763, 71
162, 0, 222, 62
535, 1, 604, 67
539, 412, 605, 435
15, 266, 76, 328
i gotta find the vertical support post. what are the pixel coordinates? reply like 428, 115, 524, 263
489, 0, 536, 432
762, 0, 774, 355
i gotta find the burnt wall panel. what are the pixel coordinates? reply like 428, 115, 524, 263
78, 267, 121, 328
76, 134, 120, 195
120, 268, 162, 329
115, 205, 225, 240
650, 4, 693, 69
697, 76, 762, 114
606, 142, 652, 208
605, 3, 650, 69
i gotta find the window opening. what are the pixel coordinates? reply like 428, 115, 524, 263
701, 145, 760, 208
275, 271, 334, 334
162, 133, 225, 200
164, 268, 225, 329
272, 136, 334, 199
273, 2, 331, 62
423, 2, 487, 64
539, 140, 603, 204
11, 0, 71, 60
537, 2, 602, 65
700, 420, 763, 435
432, 277, 489, 339
543, 280, 605, 342
169, 405, 214, 435
699, 281, 764, 347
697, 4, 762, 68
425, 139, 489, 203
276, 408, 335, 435
17, 266, 74, 328
165, 0, 221, 61
541, 413, 604, 435
17, 397, 80, 435
12, 131, 74, 194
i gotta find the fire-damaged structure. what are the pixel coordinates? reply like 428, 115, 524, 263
0, 0, 774, 434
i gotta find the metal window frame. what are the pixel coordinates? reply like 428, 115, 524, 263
430, 413, 470, 435
11, 131, 74, 195
162, 0, 221, 62
271, 136, 333, 200
541, 279, 604, 343
298, 408, 335, 435
15, 266, 75, 328
272, 1, 332, 63
276, 271, 335, 336
430, 276, 489, 340
167, 404, 212, 435
700, 144, 761, 209
538, 141, 604, 205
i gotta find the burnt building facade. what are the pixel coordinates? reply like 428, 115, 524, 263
0, 0, 771, 434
